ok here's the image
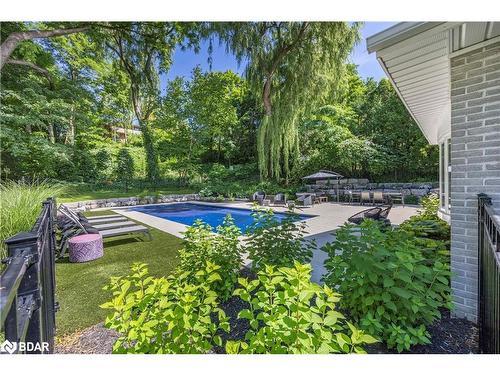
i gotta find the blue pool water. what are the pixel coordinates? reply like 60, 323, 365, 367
129, 203, 314, 233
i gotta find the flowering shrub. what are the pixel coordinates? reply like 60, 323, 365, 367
245, 207, 315, 271
322, 220, 451, 352
400, 193, 450, 242
178, 216, 242, 300
101, 262, 230, 353
225, 262, 377, 354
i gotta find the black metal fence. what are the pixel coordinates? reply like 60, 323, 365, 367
478, 193, 500, 354
0, 198, 57, 354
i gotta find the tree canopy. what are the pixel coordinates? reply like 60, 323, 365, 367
0, 21, 437, 189
214, 22, 360, 182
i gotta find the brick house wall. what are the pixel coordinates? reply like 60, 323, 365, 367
449, 41, 500, 322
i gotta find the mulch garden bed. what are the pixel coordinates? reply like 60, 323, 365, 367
366, 310, 479, 354
55, 323, 120, 354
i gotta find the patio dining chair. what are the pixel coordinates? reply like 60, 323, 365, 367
273, 193, 287, 206
252, 191, 266, 205
372, 191, 385, 204
386, 190, 405, 206
345, 189, 360, 204
360, 191, 371, 205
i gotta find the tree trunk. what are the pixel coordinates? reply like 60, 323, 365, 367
123, 121, 128, 144
139, 120, 159, 183
1, 26, 89, 70
131, 91, 159, 183
66, 104, 75, 145
5, 59, 54, 88
262, 77, 272, 116
217, 137, 222, 162
47, 124, 55, 143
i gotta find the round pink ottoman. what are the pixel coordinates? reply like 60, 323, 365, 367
68, 234, 104, 263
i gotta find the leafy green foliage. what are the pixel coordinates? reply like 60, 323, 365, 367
322, 220, 452, 352
2, 22, 437, 188
400, 194, 450, 242
155, 70, 256, 180
186, 68, 244, 163
114, 148, 135, 191
178, 216, 243, 301
421, 193, 441, 219
226, 262, 377, 354
101, 262, 230, 353
215, 22, 360, 182
245, 207, 315, 271
101, 22, 204, 183
94, 149, 111, 183
297, 65, 438, 182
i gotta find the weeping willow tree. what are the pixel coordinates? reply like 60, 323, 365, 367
214, 22, 360, 182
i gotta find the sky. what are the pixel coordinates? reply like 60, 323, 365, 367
160, 22, 397, 91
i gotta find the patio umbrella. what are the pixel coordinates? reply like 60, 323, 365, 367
302, 170, 343, 181
302, 170, 343, 202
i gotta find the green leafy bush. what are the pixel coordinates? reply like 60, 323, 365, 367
322, 220, 451, 352
420, 193, 440, 218
403, 194, 419, 205
245, 207, 315, 271
101, 262, 230, 353
94, 149, 112, 183
114, 147, 135, 191
226, 262, 377, 354
400, 193, 450, 242
178, 216, 242, 300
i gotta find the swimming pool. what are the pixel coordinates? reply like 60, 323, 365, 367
129, 203, 314, 233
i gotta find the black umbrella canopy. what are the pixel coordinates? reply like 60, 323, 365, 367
302, 170, 343, 180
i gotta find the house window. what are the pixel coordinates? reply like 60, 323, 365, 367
440, 142, 445, 208
447, 138, 451, 210
439, 138, 451, 211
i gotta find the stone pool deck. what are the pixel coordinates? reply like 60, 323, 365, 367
109, 200, 419, 283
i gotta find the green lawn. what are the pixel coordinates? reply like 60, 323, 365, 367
55, 210, 183, 337
59, 185, 196, 203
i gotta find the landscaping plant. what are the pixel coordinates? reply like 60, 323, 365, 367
400, 193, 450, 242
226, 262, 377, 354
114, 148, 135, 191
322, 220, 452, 352
245, 207, 316, 271
101, 262, 230, 354
0, 180, 64, 258
178, 216, 243, 301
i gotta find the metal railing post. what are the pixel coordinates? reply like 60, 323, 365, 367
477, 193, 499, 354
4, 232, 41, 353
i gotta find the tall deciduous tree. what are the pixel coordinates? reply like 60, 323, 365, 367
214, 22, 360, 183
187, 68, 244, 163
102, 22, 200, 183
0, 22, 89, 70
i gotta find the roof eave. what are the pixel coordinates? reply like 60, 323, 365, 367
366, 22, 446, 53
